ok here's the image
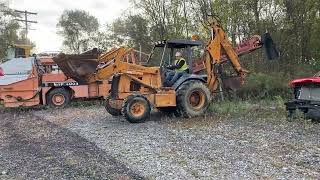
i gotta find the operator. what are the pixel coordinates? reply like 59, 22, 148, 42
165, 52, 189, 86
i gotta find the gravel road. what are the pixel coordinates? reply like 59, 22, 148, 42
1, 105, 320, 179
0, 108, 142, 179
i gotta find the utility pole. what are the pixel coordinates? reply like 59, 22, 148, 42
14, 10, 37, 43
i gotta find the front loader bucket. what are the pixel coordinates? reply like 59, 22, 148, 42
53, 49, 99, 84
262, 33, 279, 60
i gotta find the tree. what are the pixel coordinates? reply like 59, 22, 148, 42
107, 14, 151, 51
0, 3, 20, 61
57, 10, 99, 54
133, 0, 195, 40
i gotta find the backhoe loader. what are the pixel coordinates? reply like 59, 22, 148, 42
54, 22, 278, 123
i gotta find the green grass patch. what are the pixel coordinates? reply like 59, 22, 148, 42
209, 96, 287, 119
69, 99, 104, 107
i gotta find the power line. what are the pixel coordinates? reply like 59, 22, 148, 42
13, 9, 37, 43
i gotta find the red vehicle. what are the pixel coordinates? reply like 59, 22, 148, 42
0, 56, 110, 108
285, 75, 320, 120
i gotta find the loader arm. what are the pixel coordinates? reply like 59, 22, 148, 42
87, 47, 161, 90
98, 47, 138, 63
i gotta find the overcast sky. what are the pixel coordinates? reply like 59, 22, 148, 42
7, 0, 130, 52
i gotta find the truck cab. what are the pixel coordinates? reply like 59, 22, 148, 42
5, 44, 33, 60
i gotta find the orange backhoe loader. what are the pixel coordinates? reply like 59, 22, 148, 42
54, 22, 278, 123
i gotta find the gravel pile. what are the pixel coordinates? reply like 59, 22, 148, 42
36, 106, 320, 179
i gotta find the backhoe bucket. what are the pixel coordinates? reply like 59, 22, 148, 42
53, 49, 99, 84
262, 33, 279, 60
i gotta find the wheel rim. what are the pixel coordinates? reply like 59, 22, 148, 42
130, 100, 145, 117
52, 93, 65, 106
189, 90, 206, 110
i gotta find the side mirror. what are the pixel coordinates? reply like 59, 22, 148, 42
262, 33, 280, 60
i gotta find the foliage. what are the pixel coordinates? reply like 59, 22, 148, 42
106, 14, 152, 51
130, 0, 320, 78
238, 73, 291, 99
54, 0, 320, 99
0, 3, 20, 61
132, 0, 194, 40
57, 10, 99, 54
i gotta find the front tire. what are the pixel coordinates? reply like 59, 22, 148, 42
176, 80, 211, 118
47, 88, 71, 108
121, 95, 151, 123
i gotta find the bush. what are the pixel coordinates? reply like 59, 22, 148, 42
237, 73, 291, 99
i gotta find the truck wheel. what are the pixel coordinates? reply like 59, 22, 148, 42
47, 88, 71, 108
105, 95, 122, 116
176, 80, 211, 118
121, 95, 151, 123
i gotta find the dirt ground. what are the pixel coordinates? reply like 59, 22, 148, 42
0, 104, 319, 179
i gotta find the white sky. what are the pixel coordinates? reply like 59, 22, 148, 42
7, 0, 130, 53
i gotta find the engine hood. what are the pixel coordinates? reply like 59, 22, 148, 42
289, 77, 320, 86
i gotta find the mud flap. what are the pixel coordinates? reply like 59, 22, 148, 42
110, 75, 120, 99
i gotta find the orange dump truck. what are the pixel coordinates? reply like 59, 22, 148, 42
0, 55, 110, 108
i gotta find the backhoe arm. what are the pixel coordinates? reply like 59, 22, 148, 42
205, 22, 249, 92
207, 23, 249, 75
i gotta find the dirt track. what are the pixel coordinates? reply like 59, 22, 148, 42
0, 105, 319, 179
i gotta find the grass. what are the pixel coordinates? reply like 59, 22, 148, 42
70, 99, 104, 107
0, 99, 104, 112
1, 95, 288, 120
209, 96, 287, 119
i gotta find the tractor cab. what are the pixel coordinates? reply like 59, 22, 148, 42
147, 39, 207, 88
148, 39, 204, 72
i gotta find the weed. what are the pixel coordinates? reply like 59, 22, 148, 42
70, 99, 104, 107
209, 99, 287, 120
66, 158, 78, 166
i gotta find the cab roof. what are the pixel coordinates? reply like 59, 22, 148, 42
154, 39, 204, 48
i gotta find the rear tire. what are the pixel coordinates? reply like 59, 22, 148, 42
105, 95, 122, 116
122, 95, 151, 123
176, 80, 211, 118
47, 88, 71, 108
